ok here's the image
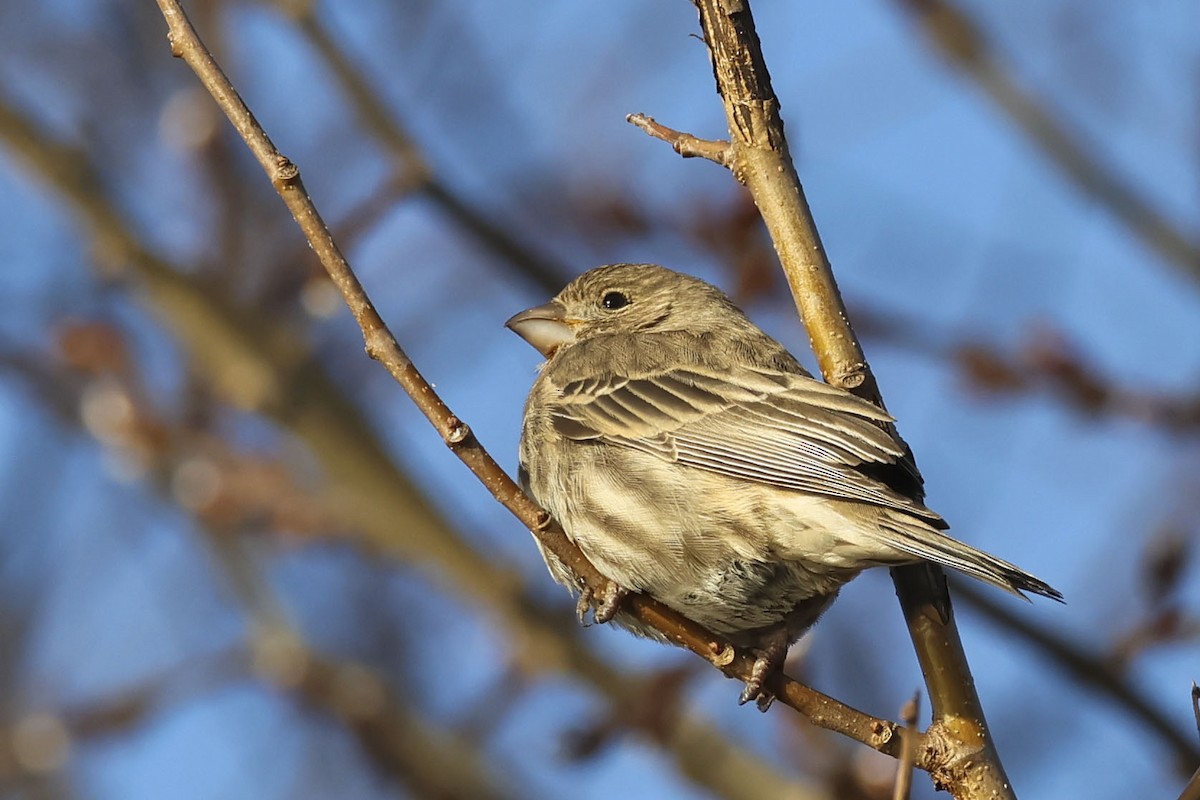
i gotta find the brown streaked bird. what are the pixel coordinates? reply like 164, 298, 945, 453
507, 263, 1061, 708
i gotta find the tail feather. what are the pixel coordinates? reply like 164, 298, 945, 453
877, 512, 1063, 602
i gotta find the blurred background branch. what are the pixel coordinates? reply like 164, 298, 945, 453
0, 1, 1197, 798
0, 81, 818, 800
898, 0, 1200, 286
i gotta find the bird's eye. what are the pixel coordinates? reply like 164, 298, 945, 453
601, 291, 631, 310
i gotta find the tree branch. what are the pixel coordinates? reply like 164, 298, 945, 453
893, 692, 920, 800
954, 582, 1200, 770
267, 0, 569, 292
1193, 682, 1200, 742
0, 88, 824, 799
897, 0, 1200, 288
148, 0, 913, 768
1179, 766, 1200, 800
683, 1, 1014, 796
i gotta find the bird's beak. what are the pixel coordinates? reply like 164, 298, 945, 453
505, 300, 575, 358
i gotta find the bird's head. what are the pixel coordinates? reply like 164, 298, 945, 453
505, 263, 745, 357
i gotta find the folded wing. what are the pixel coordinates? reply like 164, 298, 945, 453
551, 361, 943, 524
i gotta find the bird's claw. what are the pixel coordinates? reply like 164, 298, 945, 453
576, 581, 628, 626
575, 589, 593, 625
737, 633, 789, 712
592, 581, 627, 625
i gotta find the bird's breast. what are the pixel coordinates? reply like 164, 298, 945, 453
522, 433, 860, 635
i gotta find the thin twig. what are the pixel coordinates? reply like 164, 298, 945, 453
627, 113, 732, 166
149, 0, 915, 762
893, 692, 921, 800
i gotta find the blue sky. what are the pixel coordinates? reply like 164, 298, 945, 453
1, 1, 1198, 798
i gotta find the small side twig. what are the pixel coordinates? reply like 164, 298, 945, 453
627, 113, 732, 167
893, 691, 921, 800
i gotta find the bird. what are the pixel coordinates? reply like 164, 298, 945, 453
505, 263, 1061, 708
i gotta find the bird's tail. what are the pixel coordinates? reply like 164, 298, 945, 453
876, 511, 1063, 602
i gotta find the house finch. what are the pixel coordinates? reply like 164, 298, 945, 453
507, 263, 1061, 707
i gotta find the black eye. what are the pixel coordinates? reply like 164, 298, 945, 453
601, 291, 631, 310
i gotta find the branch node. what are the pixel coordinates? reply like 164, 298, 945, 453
626, 113, 732, 168
273, 155, 300, 185
444, 416, 472, 446
833, 361, 869, 390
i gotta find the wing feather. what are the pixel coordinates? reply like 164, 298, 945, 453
551, 359, 941, 522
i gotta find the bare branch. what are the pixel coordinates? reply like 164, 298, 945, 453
689, 0, 1013, 796
1179, 766, 1200, 800
149, 0, 913, 765
1192, 682, 1200, 744
897, 0, 1200, 287
1184, 687, 1200, 800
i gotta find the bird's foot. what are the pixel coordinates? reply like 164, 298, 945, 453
738, 629, 790, 712
593, 581, 628, 625
576, 580, 628, 626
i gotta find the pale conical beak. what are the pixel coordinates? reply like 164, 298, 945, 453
505, 300, 575, 358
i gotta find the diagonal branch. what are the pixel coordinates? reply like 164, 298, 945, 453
954, 581, 1200, 769
898, 0, 1200, 287
148, 0, 914, 771
1180, 764, 1200, 800
268, 0, 569, 292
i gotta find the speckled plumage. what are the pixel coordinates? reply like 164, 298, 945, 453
508, 263, 1061, 704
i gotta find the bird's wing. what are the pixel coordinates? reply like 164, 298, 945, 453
551, 363, 942, 522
